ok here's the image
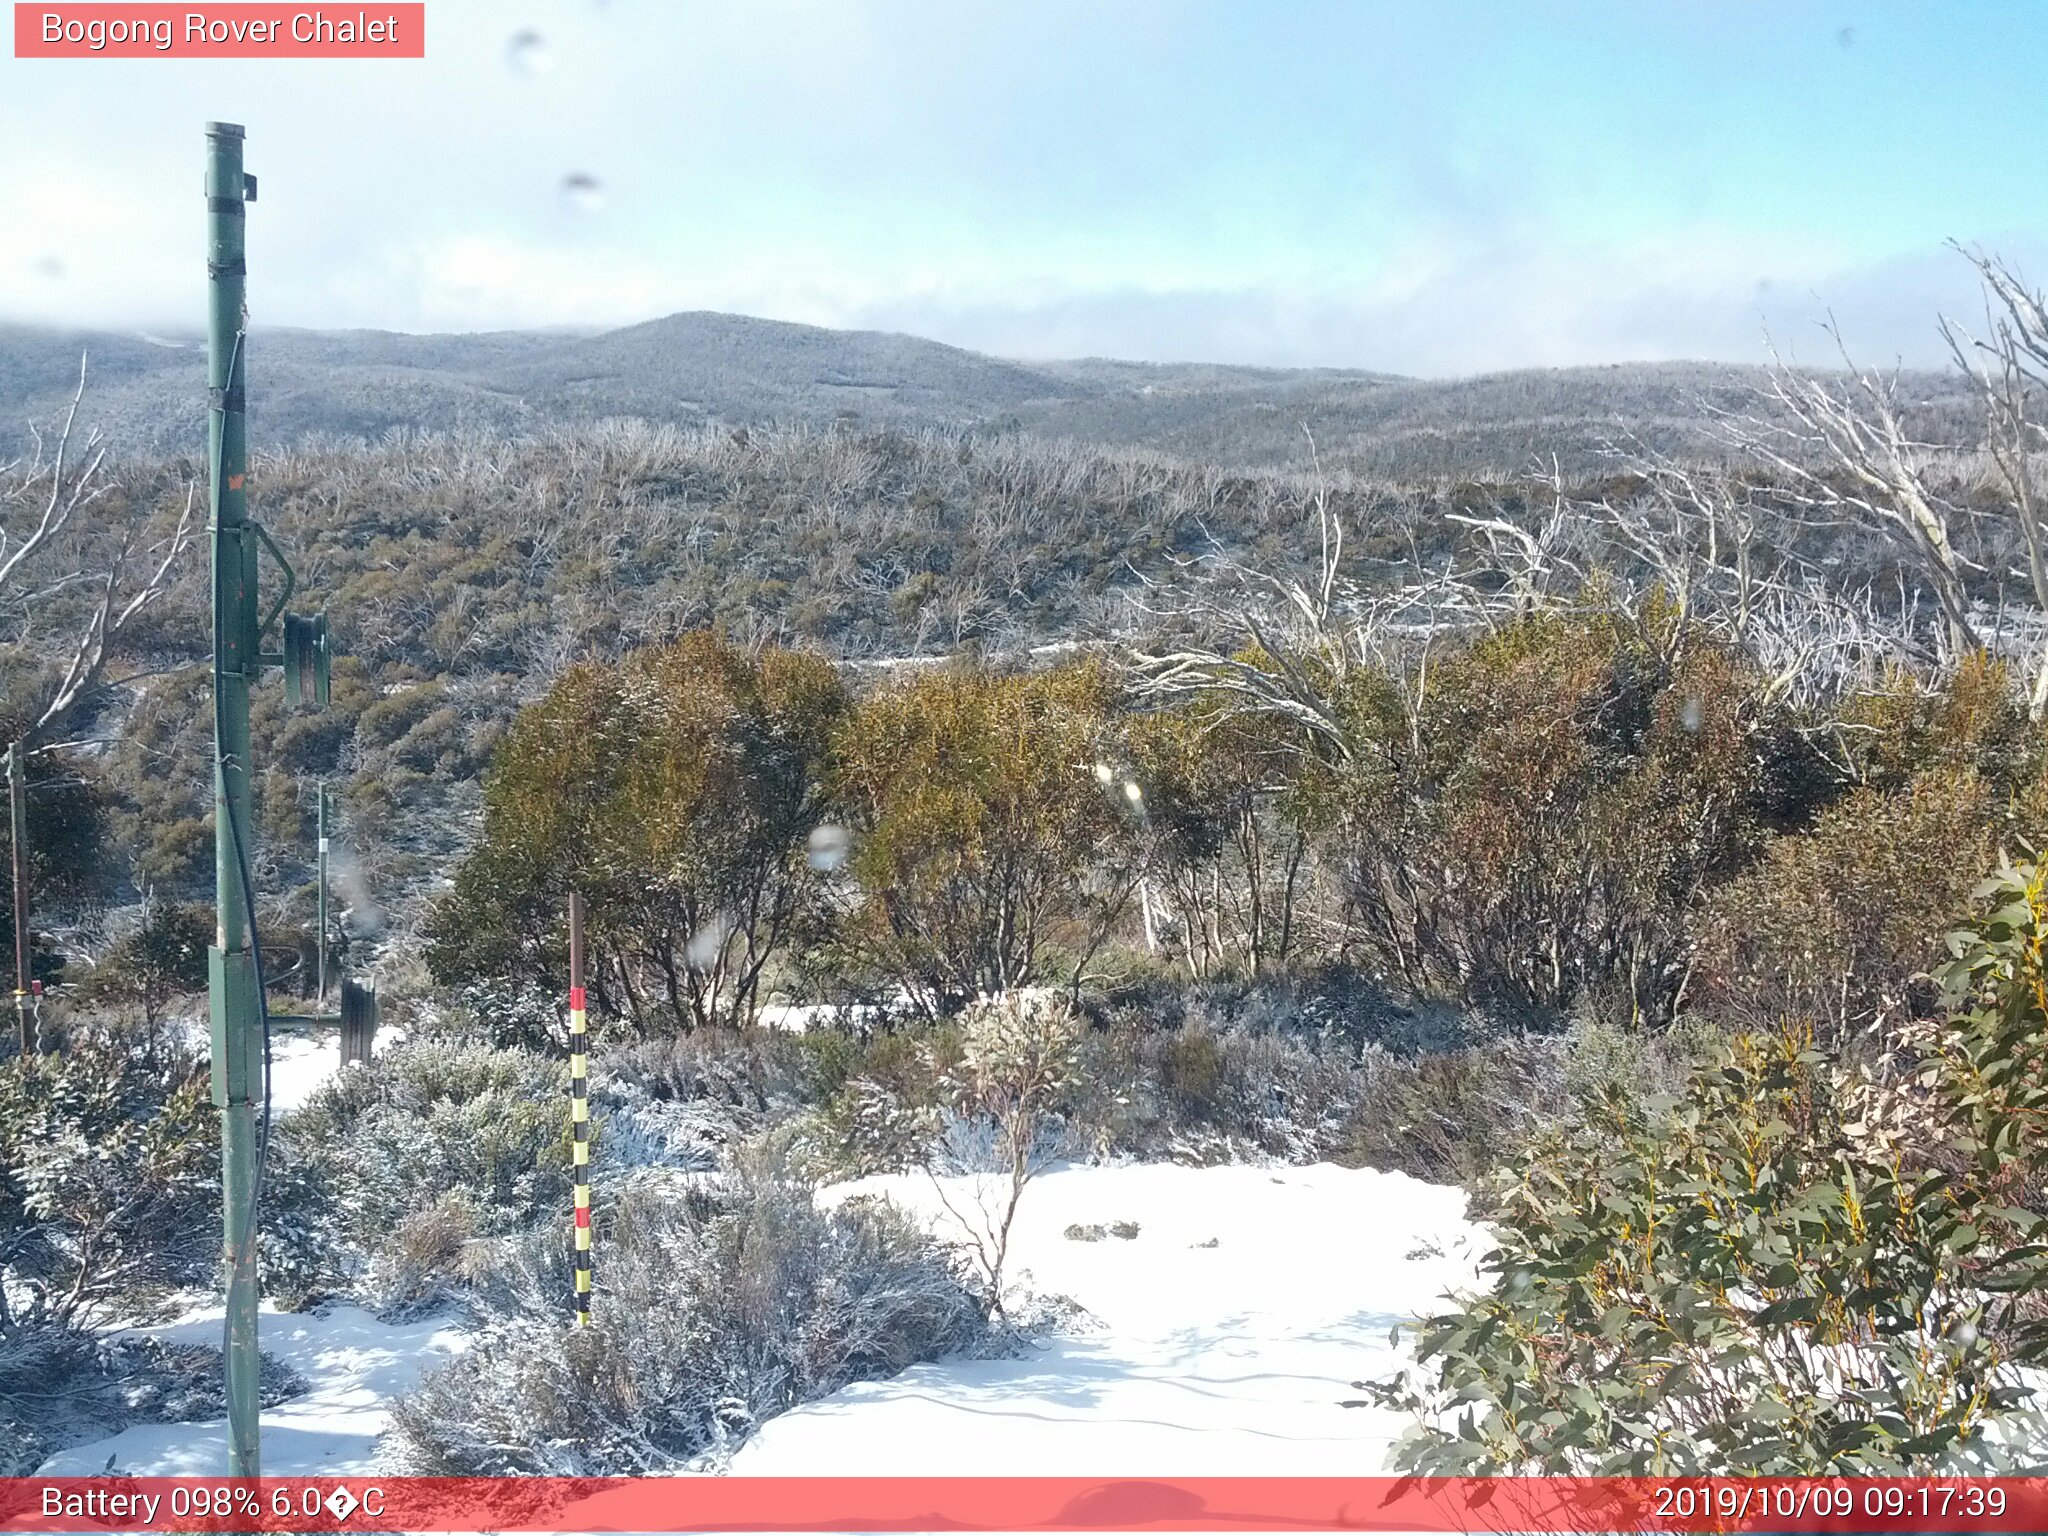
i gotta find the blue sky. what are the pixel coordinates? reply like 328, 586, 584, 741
2, 0, 2042, 373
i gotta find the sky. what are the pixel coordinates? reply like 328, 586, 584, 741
1, 0, 2043, 375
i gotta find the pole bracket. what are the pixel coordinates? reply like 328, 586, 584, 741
250, 520, 297, 641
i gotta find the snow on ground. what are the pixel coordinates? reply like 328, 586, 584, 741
753, 1001, 886, 1035
37, 1302, 467, 1476
732, 1160, 1486, 1475
34, 1161, 1481, 1477
265, 1025, 407, 1113
266, 1030, 342, 1114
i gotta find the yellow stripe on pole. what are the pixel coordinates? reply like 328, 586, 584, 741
573, 1140, 589, 1165
570, 1008, 587, 1033
575, 1266, 592, 1289
575, 1226, 592, 1251
572, 1097, 588, 1122
570, 1053, 586, 1074
574, 1186, 590, 1210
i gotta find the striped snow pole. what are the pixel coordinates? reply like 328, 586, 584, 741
568, 891, 591, 1325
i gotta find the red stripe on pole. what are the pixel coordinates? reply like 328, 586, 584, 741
569, 986, 586, 1010
4, 1476, 2048, 1531
574, 1207, 590, 1228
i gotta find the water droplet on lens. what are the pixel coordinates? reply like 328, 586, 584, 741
1680, 696, 1704, 733
506, 29, 552, 76
33, 256, 64, 280
807, 824, 852, 872
685, 915, 733, 969
561, 173, 606, 214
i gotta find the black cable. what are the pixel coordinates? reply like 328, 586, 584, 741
218, 769, 274, 1343
209, 327, 275, 1394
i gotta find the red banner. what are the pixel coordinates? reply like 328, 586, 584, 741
3, 1477, 2048, 1533
12, 5, 424, 58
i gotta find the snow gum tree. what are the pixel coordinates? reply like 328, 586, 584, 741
426, 632, 846, 1034
829, 660, 1136, 1018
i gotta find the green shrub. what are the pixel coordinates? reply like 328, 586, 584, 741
831, 661, 1135, 1016
1369, 891, 2048, 1477
426, 632, 846, 1033
73, 900, 212, 1026
1689, 768, 2005, 1041
1336, 610, 1778, 1026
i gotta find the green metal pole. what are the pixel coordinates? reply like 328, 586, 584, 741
204, 119, 263, 1482
316, 781, 328, 1005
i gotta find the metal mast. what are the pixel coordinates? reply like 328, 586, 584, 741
205, 119, 263, 1480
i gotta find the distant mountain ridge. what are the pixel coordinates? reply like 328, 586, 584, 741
0, 310, 1969, 477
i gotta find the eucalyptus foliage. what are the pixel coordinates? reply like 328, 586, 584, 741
1368, 860, 2048, 1472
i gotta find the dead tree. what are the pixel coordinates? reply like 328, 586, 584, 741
0, 357, 195, 1049
1714, 328, 1981, 666
0, 355, 196, 747
1942, 246, 2048, 716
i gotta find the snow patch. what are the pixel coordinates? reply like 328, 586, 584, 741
38, 1302, 466, 1476
733, 1160, 1485, 1475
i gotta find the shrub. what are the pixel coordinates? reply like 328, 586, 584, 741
387, 1153, 986, 1473
923, 992, 1082, 1313
1336, 611, 1777, 1026
1340, 1035, 1571, 1188
0, 1021, 217, 1328
1689, 768, 2005, 1041
278, 1039, 568, 1312
831, 661, 1136, 1016
0, 1319, 303, 1475
426, 632, 847, 1033
1368, 976, 2048, 1472
73, 900, 212, 1027
1126, 701, 1326, 977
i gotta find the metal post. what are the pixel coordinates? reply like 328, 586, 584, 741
204, 120, 263, 1482
316, 781, 329, 1005
8, 741, 31, 1055
569, 892, 591, 1324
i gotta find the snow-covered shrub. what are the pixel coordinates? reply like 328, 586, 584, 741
593, 1081, 749, 1178
809, 1024, 956, 1171
601, 1027, 815, 1114
359, 1189, 488, 1317
0, 1319, 304, 1474
439, 978, 566, 1053
0, 1020, 217, 1327
387, 1149, 986, 1473
917, 993, 1081, 1314
1065, 1013, 1358, 1165
278, 1039, 568, 1310
1340, 1034, 1570, 1187
0, 1319, 100, 1472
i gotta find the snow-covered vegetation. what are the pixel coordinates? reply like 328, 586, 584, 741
6, 252, 2048, 1476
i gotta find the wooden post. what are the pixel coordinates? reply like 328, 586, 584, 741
9, 740, 31, 1055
